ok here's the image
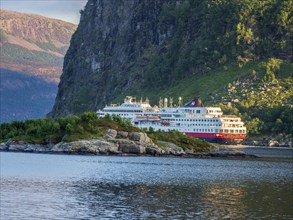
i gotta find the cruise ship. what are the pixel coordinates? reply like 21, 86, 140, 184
96, 96, 247, 144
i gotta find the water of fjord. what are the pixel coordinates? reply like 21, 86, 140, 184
1, 152, 292, 219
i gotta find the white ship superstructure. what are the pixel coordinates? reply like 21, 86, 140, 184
96, 96, 159, 120
97, 96, 246, 144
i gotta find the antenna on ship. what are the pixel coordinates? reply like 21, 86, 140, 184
140, 97, 143, 104
159, 97, 163, 108
145, 97, 149, 104
178, 97, 182, 107
164, 98, 168, 108
170, 97, 173, 107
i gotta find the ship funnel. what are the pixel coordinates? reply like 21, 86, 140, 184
164, 98, 168, 108
184, 97, 204, 107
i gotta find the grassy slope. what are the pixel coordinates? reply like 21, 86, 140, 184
156, 63, 255, 103
115, 61, 292, 106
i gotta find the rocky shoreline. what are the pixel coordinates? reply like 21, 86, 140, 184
0, 129, 258, 159
244, 139, 292, 148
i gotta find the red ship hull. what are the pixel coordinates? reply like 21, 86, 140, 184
184, 132, 246, 144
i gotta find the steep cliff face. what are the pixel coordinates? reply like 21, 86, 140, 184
51, 0, 170, 116
50, 0, 292, 117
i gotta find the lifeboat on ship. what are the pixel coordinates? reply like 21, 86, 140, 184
136, 115, 148, 120
147, 116, 160, 120
161, 121, 170, 126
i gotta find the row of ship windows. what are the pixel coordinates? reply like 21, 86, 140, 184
220, 129, 245, 133
188, 129, 245, 133
184, 110, 202, 113
165, 118, 219, 122
208, 110, 222, 113
173, 123, 244, 128
178, 124, 244, 128
169, 128, 246, 133
193, 129, 219, 132
223, 124, 243, 127
222, 119, 239, 122
106, 110, 142, 113
178, 123, 221, 127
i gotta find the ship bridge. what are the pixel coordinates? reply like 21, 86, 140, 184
205, 107, 223, 116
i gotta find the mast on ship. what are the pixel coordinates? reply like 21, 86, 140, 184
159, 97, 163, 108
178, 97, 183, 107
170, 97, 173, 107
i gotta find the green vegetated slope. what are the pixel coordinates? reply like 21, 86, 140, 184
50, 0, 292, 140
1, 44, 63, 67
134, 0, 292, 91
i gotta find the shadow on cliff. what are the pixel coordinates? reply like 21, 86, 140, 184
0, 68, 58, 123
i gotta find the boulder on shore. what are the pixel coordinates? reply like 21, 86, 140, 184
0, 143, 8, 150
120, 144, 146, 154
129, 132, 154, 145
157, 141, 185, 155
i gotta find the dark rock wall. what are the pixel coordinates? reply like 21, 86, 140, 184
50, 0, 172, 117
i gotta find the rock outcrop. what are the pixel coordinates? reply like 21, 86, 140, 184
157, 141, 185, 155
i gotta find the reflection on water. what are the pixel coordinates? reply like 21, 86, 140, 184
1, 152, 292, 219
204, 185, 246, 219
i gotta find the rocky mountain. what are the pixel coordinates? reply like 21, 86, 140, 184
50, 0, 292, 118
0, 10, 76, 122
0, 9, 76, 82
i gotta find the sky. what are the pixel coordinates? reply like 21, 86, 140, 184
1, 0, 88, 24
